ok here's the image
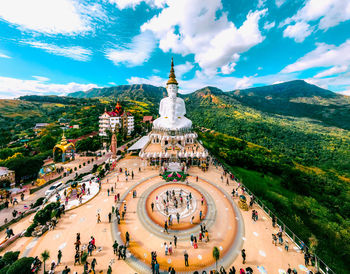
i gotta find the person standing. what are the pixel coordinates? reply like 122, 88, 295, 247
125, 231, 130, 247
184, 250, 189, 267
107, 265, 112, 274
97, 213, 101, 223
155, 261, 160, 274
151, 202, 154, 212
108, 212, 112, 223
176, 212, 180, 224
199, 210, 202, 221
174, 235, 177, 248
57, 250, 62, 265
241, 249, 246, 264
164, 221, 168, 234
113, 240, 119, 254
164, 242, 168, 255
107, 189, 110, 196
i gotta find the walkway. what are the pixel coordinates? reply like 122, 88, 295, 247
0, 157, 314, 274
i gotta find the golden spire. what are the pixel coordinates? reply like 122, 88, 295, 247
166, 57, 178, 85
60, 132, 67, 146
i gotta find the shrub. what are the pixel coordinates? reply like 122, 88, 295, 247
7, 257, 34, 274
79, 165, 81, 169
33, 197, 45, 208
87, 160, 90, 164
74, 167, 77, 171
24, 223, 37, 237
33, 202, 60, 225
1, 251, 20, 266
92, 164, 98, 173
83, 162, 86, 166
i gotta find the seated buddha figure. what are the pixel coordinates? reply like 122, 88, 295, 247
153, 59, 192, 131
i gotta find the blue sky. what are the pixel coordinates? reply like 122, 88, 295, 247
0, 0, 350, 98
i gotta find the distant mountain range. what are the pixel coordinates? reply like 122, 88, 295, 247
69, 80, 350, 130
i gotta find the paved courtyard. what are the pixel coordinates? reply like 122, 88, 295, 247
1, 156, 314, 273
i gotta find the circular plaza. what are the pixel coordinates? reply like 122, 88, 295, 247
113, 174, 244, 273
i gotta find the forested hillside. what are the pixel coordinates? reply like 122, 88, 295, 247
185, 86, 350, 178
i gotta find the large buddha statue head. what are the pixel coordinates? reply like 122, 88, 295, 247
166, 58, 178, 99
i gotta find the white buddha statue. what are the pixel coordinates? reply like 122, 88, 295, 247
153, 59, 192, 131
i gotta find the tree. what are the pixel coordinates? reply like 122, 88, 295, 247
39, 135, 56, 152
212, 246, 220, 271
6, 257, 34, 274
41, 250, 50, 273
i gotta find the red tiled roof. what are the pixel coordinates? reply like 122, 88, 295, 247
143, 116, 153, 122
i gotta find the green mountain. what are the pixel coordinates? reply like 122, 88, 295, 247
229, 80, 350, 130
69, 84, 165, 104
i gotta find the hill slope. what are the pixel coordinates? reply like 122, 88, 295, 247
70, 84, 165, 104
230, 80, 350, 129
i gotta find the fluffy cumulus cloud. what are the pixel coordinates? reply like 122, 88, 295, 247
283, 21, 313, 43
140, 0, 267, 75
0, 76, 98, 98
105, 31, 155, 66
282, 40, 350, 73
23, 41, 92, 61
282, 0, 350, 42
174, 62, 194, 78
0, 0, 105, 35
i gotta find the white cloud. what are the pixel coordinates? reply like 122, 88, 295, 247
282, 40, 350, 73
108, 82, 116, 86
108, 0, 165, 10
105, 31, 155, 66
0, 52, 11, 58
257, 0, 266, 8
0, 76, 98, 98
141, 0, 267, 75
282, 0, 350, 42
275, 0, 286, 8
174, 62, 194, 78
23, 41, 92, 61
127, 75, 165, 87
337, 90, 350, 96
314, 65, 348, 78
0, 0, 106, 35
263, 21, 275, 30
283, 21, 313, 42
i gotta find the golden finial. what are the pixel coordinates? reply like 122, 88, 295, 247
167, 57, 178, 85
60, 132, 67, 146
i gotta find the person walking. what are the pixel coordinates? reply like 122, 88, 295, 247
108, 212, 112, 223
176, 212, 180, 224
184, 250, 189, 267
151, 202, 154, 212
57, 250, 62, 265
97, 213, 101, 223
91, 258, 97, 273
284, 240, 289, 252
199, 210, 202, 221
241, 249, 246, 264
107, 265, 112, 274
107, 189, 110, 196
174, 235, 177, 248
113, 240, 119, 254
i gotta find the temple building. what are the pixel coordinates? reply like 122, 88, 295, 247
133, 59, 208, 167
99, 101, 134, 137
